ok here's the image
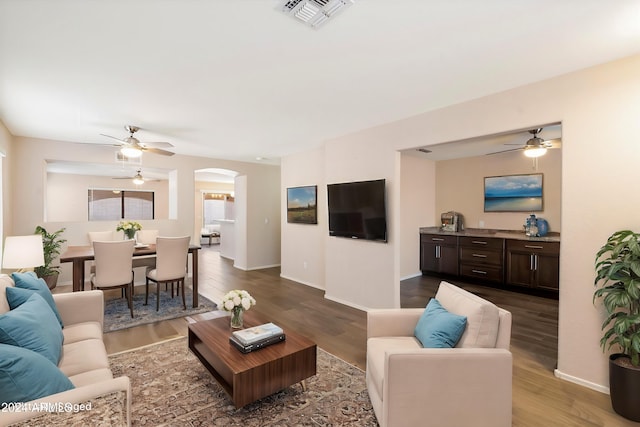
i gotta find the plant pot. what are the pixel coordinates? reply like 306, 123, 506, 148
609, 353, 640, 421
41, 273, 59, 290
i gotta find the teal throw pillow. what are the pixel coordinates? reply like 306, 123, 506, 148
0, 293, 64, 365
0, 343, 74, 404
11, 271, 63, 327
414, 298, 467, 348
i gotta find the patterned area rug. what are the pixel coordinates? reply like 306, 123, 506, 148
109, 337, 378, 426
103, 287, 217, 333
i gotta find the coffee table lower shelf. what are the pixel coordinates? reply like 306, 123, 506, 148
188, 315, 317, 408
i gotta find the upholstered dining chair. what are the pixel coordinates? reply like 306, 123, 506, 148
87, 231, 119, 283
145, 236, 190, 311
91, 240, 136, 318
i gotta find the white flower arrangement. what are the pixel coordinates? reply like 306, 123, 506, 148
116, 220, 142, 232
221, 289, 256, 312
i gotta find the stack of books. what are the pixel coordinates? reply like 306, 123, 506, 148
229, 322, 286, 353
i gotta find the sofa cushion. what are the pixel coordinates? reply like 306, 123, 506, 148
58, 339, 110, 378
11, 272, 64, 327
435, 281, 500, 348
414, 298, 467, 348
367, 336, 421, 401
0, 293, 64, 365
62, 321, 103, 345
0, 275, 14, 315
0, 343, 74, 404
68, 368, 113, 388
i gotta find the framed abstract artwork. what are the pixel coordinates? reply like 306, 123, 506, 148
287, 185, 317, 224
484, 173, 543, 212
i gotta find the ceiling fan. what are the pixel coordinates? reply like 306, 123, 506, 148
101, 125, 175, 158
489, 128, 561, 157
113, 169, 153, 185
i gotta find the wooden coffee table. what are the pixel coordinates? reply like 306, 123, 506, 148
188, 311, 317, 408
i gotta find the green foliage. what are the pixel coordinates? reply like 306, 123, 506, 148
594, 230, 640, 366
33, 226, 66, 278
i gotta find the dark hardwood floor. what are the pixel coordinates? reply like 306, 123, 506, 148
99, 246, 637, 426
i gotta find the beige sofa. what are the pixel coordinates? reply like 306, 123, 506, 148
366, 281, 512, 427
0, 275, 130, 426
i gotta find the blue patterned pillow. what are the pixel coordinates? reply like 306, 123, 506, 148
414, 298, 467, 348
0, 344, 73, 404
0, 293, 64, 364
11, 271, 63, 327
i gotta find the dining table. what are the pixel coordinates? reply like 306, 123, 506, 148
59, 243, 201, 308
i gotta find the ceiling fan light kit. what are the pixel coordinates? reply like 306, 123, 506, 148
120, 145, 143, 158
524, 146, 547, 158
281, 0, 354, 28
99, 125, 175, 158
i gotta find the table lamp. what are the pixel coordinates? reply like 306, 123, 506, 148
2, 235, 45, 272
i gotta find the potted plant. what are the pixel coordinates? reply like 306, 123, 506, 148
33, 226, 66, 290
594, 229, 640, 421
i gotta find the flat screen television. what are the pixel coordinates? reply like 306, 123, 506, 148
327, 179, 387, 242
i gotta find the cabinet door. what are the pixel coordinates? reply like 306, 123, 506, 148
420, 242, 439, 272
535, 253, 560, 291
439, 245, 459, 275
506, 251, 534, 287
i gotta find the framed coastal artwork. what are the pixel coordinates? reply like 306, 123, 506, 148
287, 185, 317, 224
484, 173, 543, 212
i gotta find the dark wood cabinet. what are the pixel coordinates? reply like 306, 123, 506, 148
505, 240, 560, 291
458, 236, 504, 283
420, 234, 458, 276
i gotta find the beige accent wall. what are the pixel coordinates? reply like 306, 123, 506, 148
400, 153, 436, 279
47, 173, 170, 222
281, 53, 640, 391
0, 121, 12, 246
280, 147, 326, 289
435, 148, 562, 232
7, 136, 281, 282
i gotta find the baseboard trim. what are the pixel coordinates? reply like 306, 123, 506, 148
279, 274, 324, 291
237, 263, 281, 271
553, 369, 610, 394
324, 293, 369, 312
400, 272, 422, 281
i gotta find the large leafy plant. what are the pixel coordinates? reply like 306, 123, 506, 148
33, 226, 66, 277
594, 230, 640, 366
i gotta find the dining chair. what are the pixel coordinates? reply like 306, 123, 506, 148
132, 229, 159, 270
91, 240, 136, 317
145, 236, 190, 311
87, 231, 119, 285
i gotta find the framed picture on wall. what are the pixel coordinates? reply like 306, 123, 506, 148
287, 185, 317, 224
484, 173, 543, 212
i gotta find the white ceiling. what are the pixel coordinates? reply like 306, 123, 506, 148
1, 1, 640, 164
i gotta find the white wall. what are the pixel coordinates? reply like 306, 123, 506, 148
280, 53, 640, 391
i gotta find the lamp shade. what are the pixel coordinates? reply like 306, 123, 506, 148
2, 235, 45, 269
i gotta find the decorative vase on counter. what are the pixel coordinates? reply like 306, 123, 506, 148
230, 306, 244, 329
536, 218, 549, 237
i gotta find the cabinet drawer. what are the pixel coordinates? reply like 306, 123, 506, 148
459, 264, 503, 282
506, 239, 559, 254
459, 247, 503, 266
459, 236, 503, 250
421, 234, 457, 246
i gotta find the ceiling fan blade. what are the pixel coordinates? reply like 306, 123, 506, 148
141, 141, 174, 148
100, 134, 126, 144
143, 147, 175, 156
486, 147, 523, 156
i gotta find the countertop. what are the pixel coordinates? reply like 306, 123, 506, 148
419, 226, 560, 243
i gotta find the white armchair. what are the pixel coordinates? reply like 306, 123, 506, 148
366, 281, 513, 427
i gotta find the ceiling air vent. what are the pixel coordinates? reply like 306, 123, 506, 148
280, 0, 355, 29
